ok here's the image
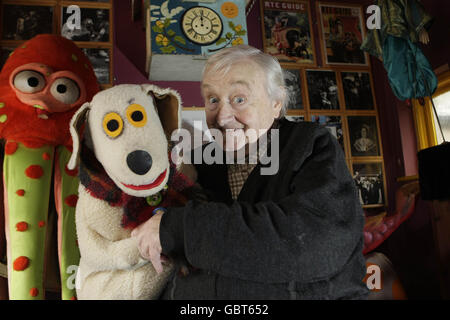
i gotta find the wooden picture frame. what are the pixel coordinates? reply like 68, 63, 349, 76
351, 161, 387, 208
317, 2, 369, 66
282, 67, 304, 111
260, 0, 316, 66
1, 2, 56, 42
0, 0, 114, 88
60, 3, 112, 45
306, 69, 340, 110
80, 46, 112, 85
311, 115, 345, 151
347, 115, 381, 157
341, 70, 375, 110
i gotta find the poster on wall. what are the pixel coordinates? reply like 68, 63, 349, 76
260, 0, 315, 65
311, 115, 344, 150
341, 71, 375, 110
352, 162, 385, 207
1, 4, 54, 41
282, 68, 303, 110
306, 70, 340, 110
347, 115, 381, 157
146, 0, 248, 81
317, 2, 368, 66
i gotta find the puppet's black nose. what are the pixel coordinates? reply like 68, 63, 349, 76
127, 150, 152, 175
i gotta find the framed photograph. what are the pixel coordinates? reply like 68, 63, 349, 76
286, 115, 305, 122
306, 70, 340, 110
282, 68, 303, 110
260, 0, 315, 65
317, 2, 368, 66
81, 47, 111, 84
1, 4, 54, 41
311, 115, 344, 150
352, 162, 385, 206
0, 47, 14, 71
341, 71, 374, 110
61, 7, 110, 43
347, 116, 380, 157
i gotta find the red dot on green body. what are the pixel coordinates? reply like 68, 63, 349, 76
5, 142, 18, 155
25, 165, 44, 179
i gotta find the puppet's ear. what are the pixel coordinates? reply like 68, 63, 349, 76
68, 102, 91, 170
141, 84, 182, 137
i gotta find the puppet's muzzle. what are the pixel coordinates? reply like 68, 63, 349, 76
126, 150, 153, 175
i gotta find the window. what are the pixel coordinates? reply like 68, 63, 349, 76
413, 70, 450, 150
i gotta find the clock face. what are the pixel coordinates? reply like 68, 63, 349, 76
181, 6, 223, 46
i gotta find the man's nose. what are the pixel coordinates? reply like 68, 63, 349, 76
216, 101, 235, 127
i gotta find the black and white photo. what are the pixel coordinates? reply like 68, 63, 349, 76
306, 70, 340, 110
353, 162, 384, 206
283, 68, 303, 110
341, 72, 374, 109
286, 115, 305, 122
61, 7, 110, 42
2, 5, 53, 41
81, 48, 111, 84
348, 116, 380, 156
311, 115, 344, 150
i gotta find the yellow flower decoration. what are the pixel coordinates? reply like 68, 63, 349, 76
232, 37, 244, 46
156, 34, 164, 44
162, 37, 169, 47
234, 25, 242, 32
156, 20, 164, 29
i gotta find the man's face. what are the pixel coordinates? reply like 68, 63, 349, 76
201, 61, 281, 152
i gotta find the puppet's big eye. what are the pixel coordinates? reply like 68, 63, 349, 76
103, 112, 123, 138
13, 70, 46, 93
50, 78, 80, 105
126, 104, 147, 128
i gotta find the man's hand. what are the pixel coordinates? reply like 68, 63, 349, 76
131, 211, 165, 274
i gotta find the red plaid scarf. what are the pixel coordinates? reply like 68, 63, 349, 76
79, 146, 194, 229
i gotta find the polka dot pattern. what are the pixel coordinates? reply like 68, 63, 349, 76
64, 195, 78, 207
25, 165, 44, 179
5, 141, 18, 155
13, 256, 30, 271
16, 222, 28, 232
30, 288, 39, 297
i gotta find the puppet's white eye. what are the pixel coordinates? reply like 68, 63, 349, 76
50, 78, 80, 105
13, 70, 46, 93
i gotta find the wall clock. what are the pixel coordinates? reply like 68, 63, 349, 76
181, 6, 223, 45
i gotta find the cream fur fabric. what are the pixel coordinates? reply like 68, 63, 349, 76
75, 185, 173, 300
69, 84, 184, 299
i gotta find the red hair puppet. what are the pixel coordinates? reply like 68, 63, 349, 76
0, 34, 99, 299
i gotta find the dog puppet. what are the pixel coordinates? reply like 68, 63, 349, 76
67, 84, 195, 299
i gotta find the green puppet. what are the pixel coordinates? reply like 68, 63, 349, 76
0, 34, 99, 299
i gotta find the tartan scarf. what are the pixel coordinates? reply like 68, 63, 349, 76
79, 145, 194, 229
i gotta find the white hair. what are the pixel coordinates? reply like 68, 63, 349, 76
202, 45, 289, 118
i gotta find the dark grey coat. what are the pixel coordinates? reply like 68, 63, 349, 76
159, 119, 369, 299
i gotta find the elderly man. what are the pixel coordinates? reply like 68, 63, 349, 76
132, 45, 368, 299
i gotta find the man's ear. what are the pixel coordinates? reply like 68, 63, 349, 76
68, 102, 91, 170
141, 84, 182, 138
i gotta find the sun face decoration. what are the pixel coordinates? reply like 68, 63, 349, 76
0, 34, 99, 300
221, 2, 239, 18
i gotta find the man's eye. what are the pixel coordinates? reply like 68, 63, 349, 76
209, 97, 218, 104
233, 96, 245, 104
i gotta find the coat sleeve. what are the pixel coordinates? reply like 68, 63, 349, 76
160, 127, 366, 284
